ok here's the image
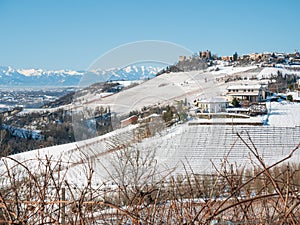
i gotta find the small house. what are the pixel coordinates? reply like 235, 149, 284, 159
194, 98, 229, 113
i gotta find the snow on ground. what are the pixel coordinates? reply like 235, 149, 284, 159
266, 101, 300, 127
3, 99, 300, 187
0, 104, 8, 108
0, 124, 140, 187
61, 66, 260, 117
2, 67, 300, 188
211, 65, 257, 75
189, 116, 264, 125
257, 67, 300, 79
138, 124, 300, 175
17, 104, 72, 115
77, 69, 226, 117
112, 80, 145, 87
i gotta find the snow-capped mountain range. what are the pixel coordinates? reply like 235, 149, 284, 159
0, 65, 162, 87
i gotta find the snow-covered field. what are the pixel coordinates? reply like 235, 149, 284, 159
2, 106, 300, 187
74, 66, 257, 117
211, 65, 257, 75
257, 67, 300, 79
2, 66, 300, 188
266, 101, 300, 127
17, 105, 72, 115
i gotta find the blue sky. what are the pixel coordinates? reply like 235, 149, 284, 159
0, 0, 299, 70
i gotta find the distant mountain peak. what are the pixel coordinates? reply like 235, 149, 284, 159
0, 65, 162, 87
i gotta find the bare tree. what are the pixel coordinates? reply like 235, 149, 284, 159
0, 131, 300, 224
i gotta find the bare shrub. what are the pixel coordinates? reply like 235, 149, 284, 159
0, 131, 300, 224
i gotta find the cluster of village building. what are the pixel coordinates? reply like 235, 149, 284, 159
180, 50, 300, 66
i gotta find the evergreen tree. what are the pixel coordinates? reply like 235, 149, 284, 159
231, 97, 240, 107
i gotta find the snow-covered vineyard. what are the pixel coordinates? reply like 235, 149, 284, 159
149, 124, 300, 173
2, 120, 300, 187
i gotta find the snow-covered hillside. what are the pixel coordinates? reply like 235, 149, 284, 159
2, 101, 300, 187
73, 65, 257, 117
2, 65, 300, 188
2, 65, 300, 190
257, 66, 300, 79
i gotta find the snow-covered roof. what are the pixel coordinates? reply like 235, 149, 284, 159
226, 108, 250, 112
197, 97, 228, 103
227, 92, 260, 96
227, 84, 262, 90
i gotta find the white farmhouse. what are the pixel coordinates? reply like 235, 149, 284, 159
194, 97, 229, 113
